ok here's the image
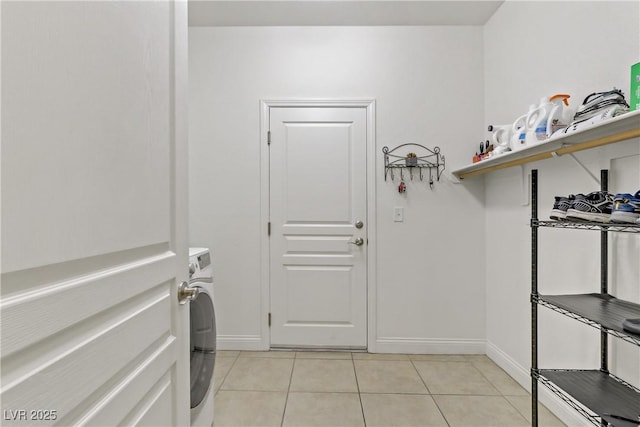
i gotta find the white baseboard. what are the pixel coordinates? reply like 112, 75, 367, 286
375, 337, 486, 354
216, 334, 266, 351
486, 341, 589, 427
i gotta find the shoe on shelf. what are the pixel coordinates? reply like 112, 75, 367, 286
550, 194, 585, 220
566, 191, 613, 223
611, 191, 640, 224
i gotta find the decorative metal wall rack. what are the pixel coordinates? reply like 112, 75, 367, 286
382, 143, 445, 189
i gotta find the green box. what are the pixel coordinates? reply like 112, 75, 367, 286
632, 62, 640, 111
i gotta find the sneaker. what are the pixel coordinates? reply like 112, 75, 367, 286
550, 194, 584, 220
572, 89, 629, 122
611, 191, 640, 224
566, 191, 613, 223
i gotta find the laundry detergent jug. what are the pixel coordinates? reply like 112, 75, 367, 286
510, 104, 535, 151
525, 97, 554, 145
488, 124, 512, 155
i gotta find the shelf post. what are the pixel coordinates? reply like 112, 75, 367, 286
600, 170, 609, 374
531, 169, 539, 427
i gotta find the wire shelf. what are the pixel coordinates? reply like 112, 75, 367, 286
534, 369, 640, 427
534, 372, 600, 426
534, 294, 640, 346
533, 219, 640, 233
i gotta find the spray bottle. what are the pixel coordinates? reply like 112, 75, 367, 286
545, 94, 571, 138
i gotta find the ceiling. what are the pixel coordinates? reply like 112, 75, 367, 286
188, 1, 505, 27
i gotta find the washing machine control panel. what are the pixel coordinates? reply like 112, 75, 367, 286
188, 248, 213, 280
197, 252, 211, 270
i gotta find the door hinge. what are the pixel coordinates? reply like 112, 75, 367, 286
268, 222, 271, 236
267, 131, 271, 145
268, 312, 271, 327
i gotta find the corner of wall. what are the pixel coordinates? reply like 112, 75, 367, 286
486, 341, 589, 427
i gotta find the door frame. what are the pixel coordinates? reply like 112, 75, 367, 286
259, 99, 377, 352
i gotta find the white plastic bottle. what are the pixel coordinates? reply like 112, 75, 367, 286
546, 94, 571, 138
510, 104, 535, 151
525, 97, 553, 145
489, 124, 512, 155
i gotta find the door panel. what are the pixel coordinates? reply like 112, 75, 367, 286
270, 107, 367, 348
1, 2, 172, 272
123, 374, 173, 427
285, 266, 354, 323
283, 123, 353, 222
1, 290, 171, 422
74, 339, 176, 426
1, 251, 175, 356
0, 1, 189, 425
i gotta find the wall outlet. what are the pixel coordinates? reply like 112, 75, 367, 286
393, 207, 404, 222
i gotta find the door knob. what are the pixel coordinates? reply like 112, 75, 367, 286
349, 237, 364, 246
178, 281, 200, 305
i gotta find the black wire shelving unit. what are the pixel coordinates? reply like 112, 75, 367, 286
531, 169, 640, 427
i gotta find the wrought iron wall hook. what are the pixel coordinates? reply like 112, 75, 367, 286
382, 143, 445, 190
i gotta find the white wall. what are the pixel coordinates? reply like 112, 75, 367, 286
483, 0, 640, 423
189, 26, 487, 352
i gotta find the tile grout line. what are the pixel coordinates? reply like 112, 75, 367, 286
351, 352, 368, 427
279, 353, 297, 427
408, 358, 433, 395
467, 360, 531, 423
467, 360, 504, 396
501, 394, 535, 423
409, 358, 451, 427
214, 352, 241, 396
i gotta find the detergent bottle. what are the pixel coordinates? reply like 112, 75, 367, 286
525, 97, 554, 145
546, 94, 571, 138
510, 104, 536, 151
488, 124, 512, 156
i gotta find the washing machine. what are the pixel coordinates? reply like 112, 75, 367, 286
188, 247, 216, 427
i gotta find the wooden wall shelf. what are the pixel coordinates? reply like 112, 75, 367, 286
452, 110, 640, 180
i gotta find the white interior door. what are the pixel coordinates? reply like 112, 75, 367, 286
269, 106, 368, 348
1, 1, 190, 425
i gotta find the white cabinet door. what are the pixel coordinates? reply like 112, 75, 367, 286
0, 1, 189, 425
269, 106, 368, 348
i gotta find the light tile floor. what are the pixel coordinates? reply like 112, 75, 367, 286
212, 351, 565, 427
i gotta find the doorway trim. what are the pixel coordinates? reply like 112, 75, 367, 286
259, 99, 377, 352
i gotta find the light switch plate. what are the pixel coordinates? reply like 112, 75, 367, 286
394, 207, 404, 222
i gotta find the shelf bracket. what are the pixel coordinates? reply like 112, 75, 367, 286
567, 153, 601, 187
